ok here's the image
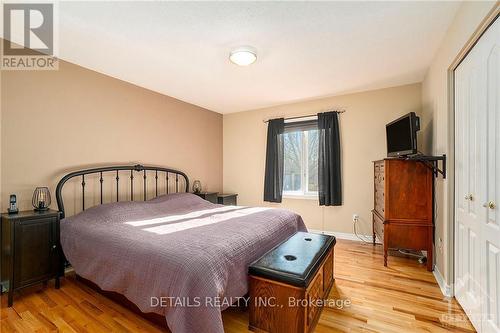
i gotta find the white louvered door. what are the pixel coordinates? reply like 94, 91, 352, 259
455, 17, 499, 333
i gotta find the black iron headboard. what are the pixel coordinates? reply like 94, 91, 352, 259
56, 164, 189, 219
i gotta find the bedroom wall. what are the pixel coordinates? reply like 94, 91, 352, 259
1, 59, 223, 213
421, 1, 497, 287
0, 68, 2, 213
223, 83, 421, 236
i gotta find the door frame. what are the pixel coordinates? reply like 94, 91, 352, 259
448, 4, 499, 297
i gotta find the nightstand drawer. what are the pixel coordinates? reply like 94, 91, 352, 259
217, 194, 237, 206
194, 192, 218, 204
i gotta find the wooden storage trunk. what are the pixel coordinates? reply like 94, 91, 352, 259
248, 232, 335, 333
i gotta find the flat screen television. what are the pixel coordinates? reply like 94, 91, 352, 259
386, 112, 420, 157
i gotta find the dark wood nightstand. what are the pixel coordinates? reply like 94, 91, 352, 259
194, 192, 218, 204
1, 209, 63, 306
217, 194, 238, 206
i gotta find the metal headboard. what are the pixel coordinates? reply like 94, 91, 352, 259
56, 164, 189, 219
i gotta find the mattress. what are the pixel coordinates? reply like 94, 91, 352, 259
60, 193, 306, 333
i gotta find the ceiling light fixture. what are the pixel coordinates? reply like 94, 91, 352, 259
229, 46, 257, 66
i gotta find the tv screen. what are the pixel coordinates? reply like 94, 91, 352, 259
386, 112, 419, 157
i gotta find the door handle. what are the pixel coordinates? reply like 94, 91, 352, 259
483, 201, 496, 210
465, 194, 473, 201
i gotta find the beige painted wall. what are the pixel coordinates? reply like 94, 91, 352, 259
0, 68, 2, 212
1, 60, 222, 213
421, 1, 497, 286
223, 83, 421, 235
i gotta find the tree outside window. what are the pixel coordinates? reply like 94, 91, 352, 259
283, 129, 318, 196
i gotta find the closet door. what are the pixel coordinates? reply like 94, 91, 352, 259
455, 39, 484, 331
481, 17, 499, 333
455, 16, 499, 333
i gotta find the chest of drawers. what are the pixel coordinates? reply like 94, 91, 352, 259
372, 159, 434, 271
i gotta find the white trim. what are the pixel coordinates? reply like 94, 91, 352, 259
433, 265, 453, 297
308, 229, 377, 242
284, 115, 317, 123
283, 193, 318, 200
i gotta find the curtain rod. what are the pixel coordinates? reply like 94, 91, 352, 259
262, 109, 346, 123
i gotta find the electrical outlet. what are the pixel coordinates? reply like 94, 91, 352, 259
352, 214, 359, 223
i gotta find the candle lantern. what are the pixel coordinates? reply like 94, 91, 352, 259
192, 180, 202, 194
32, 187, 51, 211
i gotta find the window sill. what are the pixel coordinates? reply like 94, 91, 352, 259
283, 193, 318, 200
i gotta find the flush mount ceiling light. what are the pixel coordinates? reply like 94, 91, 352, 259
229, 46, 257, 66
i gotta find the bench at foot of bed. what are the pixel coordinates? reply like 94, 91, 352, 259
248, 231, 336, 333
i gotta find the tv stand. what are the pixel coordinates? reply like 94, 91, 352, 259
401, 154, 447, 179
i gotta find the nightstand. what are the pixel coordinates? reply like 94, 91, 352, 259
194, 192, 218, 204
217, 194, 238, 206
1, 209, 62, 306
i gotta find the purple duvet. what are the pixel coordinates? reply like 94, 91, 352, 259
60, 193, 306, 333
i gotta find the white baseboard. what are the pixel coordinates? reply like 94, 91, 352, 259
433, 265, 453, 297
308, 229, 380, 243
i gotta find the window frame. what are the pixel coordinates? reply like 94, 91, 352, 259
283, 129, 319, 199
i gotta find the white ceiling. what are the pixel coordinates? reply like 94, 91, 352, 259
56, 1, 461, 114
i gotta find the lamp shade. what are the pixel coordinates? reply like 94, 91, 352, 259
32, 187, 51, 211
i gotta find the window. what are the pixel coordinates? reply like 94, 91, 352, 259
283, 127, 319, 197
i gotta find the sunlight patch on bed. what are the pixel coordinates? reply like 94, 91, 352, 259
125, 206, 242, 227
141, 207, 271, 235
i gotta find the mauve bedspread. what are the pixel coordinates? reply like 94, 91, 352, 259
60, 193, 306, 333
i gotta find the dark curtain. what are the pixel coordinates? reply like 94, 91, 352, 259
318, 112, 342, 206
264, 118, 285, 203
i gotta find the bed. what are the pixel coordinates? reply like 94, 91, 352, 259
56, 164, 306, 333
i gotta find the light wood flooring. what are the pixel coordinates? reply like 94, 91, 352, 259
1, 239, 475, 333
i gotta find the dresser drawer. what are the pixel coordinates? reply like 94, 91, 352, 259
375, 192, 385, 217
374, 161, 385, 173
375, 172, 385, 187
373, 212, 384, 243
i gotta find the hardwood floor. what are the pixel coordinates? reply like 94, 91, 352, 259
1, 239, 474, 333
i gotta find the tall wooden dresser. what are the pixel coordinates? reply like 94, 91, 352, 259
372, 159, 434, 271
